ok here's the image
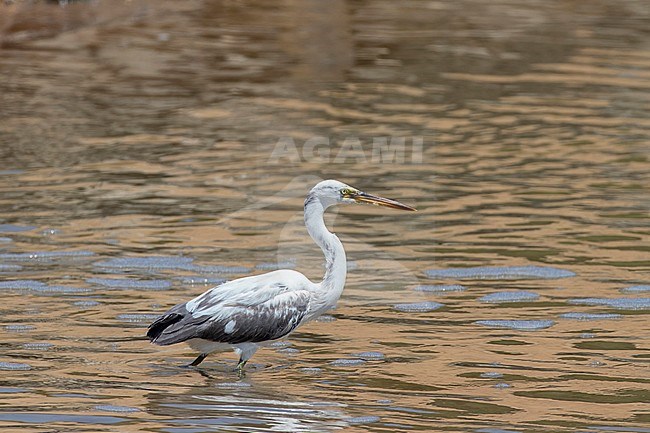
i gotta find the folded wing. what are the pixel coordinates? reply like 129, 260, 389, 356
147, 271, 312, 346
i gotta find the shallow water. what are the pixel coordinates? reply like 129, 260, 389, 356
1, 0, 649, 432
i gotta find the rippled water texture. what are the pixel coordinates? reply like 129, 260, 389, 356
1, 0, 649, 432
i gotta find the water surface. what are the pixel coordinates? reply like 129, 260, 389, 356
0, 0, 649, 432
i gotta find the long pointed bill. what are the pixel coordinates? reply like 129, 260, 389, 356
354, 192, 417, 211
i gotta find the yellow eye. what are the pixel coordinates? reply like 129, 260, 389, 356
341, 188, 356, 197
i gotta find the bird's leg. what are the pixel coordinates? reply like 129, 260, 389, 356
233, 343, 257, 377
235, 357, 248, 377
188, 353, 208, 367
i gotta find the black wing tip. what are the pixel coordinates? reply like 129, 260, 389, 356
146, 313, 184, 343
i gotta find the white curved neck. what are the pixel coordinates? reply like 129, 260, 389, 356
304, 195, 347, 300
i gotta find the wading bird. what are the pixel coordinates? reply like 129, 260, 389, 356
147, 179, 416, 373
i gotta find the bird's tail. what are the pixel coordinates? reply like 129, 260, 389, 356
147, 313, 184, 344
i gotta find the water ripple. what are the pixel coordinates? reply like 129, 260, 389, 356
330, 358, 367, 367
255, 260, 297, 271
0, 280, 47, 290
4, 324, 35, 332
0, 361, 32, 371
414, 284, 466, 293
94, 256, 250, 274
194, 265, 251, 274
116, 313, 160, 323
0, 413, 125, 424
31, 285, 91, 294
559, 312, 623, 321
346, 415, 380, 425
480, 372, 504, 379
73, 300, 101, 307
393, 301, 444, 312
0, 251, 94, 261
215, 382, 252, 389
0, 280, 90, 294
568, 298, 650, 310
177, 276, 227, 285
0, 224, 36, 233
22, 342, 54, 350
87, 277, 172, 290
94, 256, 195, 270
426, 266, 575, 280
475, 320, 555, 330
351, 351, 385, 360
476, 428, 521, 433
621, 285, 650, 294
479, 291, 540, 303
94, 405, 140, 413
299, 367, 322, 375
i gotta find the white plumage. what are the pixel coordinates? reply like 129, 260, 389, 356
147, 179, 415, 372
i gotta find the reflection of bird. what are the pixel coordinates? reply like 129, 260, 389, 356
147, 180, 416, 373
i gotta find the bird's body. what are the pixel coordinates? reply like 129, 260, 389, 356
147, 179, 415, 372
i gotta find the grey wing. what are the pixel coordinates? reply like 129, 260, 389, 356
198, 290, 311, 344
147, 302, 210, 345
147, 289, 311, 346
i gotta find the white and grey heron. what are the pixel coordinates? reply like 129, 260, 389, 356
147, 179, 416, 373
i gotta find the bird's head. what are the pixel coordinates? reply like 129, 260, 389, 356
308, 179, 416, 211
